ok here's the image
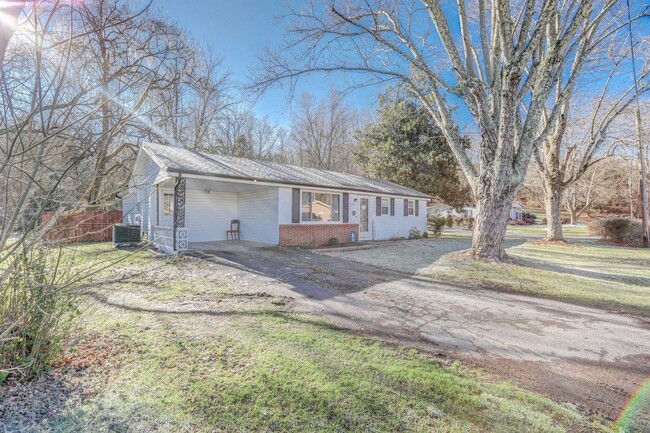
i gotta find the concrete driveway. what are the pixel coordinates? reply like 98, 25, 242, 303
192, 246, 650, 422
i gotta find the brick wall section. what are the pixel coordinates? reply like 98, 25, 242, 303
279, 223, 359, 247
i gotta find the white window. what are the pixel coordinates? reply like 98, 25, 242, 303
381, 198, 389, 215
163, 192, 174, 216
463, 209, 473, 218
408, 200, 415, 215
301, 191, 341, 222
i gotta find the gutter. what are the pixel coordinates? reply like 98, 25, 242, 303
166, 168, 432, 201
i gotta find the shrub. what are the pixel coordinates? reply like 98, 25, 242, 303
522, 212, 537, 220
588, 217, 642, 246
466, 217, 475, 230
428, 217, 446, 238
326, 236, 339, 246
508, 219, 526, 226
409, 227, 423, 239
454, 217, 465, 227
1, 245, 79, 380
445, 216, 454, 228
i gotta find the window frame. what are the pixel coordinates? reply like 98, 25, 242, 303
162, 190, 174, 216
381, 198, 389, 216
407, 200, 415, 216
300, 189, 342, 223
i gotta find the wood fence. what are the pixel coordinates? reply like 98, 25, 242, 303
41, 210, 123, 243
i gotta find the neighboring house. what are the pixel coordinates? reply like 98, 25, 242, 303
428, 202, 524, 220
123, 143, 430, 253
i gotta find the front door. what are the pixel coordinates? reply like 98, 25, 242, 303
359, 197, 371, 240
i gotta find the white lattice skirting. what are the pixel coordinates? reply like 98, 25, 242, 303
152, 226, 187, 254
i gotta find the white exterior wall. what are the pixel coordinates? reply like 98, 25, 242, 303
370, 196, 427, 240
278, 187, 293, 224
278, 186, 427, 241
185, 187, 238, 242
123, 155, 160, 240
237, 188, 279, 244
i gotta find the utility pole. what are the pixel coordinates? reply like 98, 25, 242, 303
636, 107, 649, 247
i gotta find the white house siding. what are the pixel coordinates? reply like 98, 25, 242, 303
278, 187, 293, 224
237, 188, 279, 245
131, 156, 160, 241
372, 196, 427, 240
185, 188, 238, 242
278, 187, 427, 241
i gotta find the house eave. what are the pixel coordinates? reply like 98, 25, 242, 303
166, 168, 432, 200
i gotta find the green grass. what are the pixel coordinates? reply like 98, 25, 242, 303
506, 223, 591, 237
434, 241, 650, 316
41, 244, 609, 432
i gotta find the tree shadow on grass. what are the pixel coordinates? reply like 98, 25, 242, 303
511, 256, 650, 288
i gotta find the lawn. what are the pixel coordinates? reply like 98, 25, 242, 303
1, 244, 610, 433
321, 234, 650, 317
506, 223, 592, 237
435, 240, 650, 316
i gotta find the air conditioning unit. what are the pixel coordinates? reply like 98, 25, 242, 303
113, 224, 141, 245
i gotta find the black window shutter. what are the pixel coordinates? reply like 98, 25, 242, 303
390, 198, 395, 216
415, 200, 419, 216
342, 193, 349, 223
376, 197, 382, 216
292, 188, 300, 223
404, 199, 408, 216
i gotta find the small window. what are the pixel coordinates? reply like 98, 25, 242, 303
463, 209, 473, 218
408, 200, 415, 216
301, 191, 340, 222
163, 192, 174, 215
381, 198, 389, 215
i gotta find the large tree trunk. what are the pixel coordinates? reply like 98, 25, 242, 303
471, 181, 517, 260
544, 182, 565, 241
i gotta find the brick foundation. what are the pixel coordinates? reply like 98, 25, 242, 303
279, 223, 359, 247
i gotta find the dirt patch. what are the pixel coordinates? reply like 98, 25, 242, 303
0, 333, 131, 432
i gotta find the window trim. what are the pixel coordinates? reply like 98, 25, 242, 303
300, 190, 342, 223
162, 189, 174, 216
380, 198, 389, 216
407, 199, 415, 216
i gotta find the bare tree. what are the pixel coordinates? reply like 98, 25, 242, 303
289, 90, 362, 173
0, 0, 201, 378
256, 0, 642, 259
216, 106, 286, 160
534, 42, 649, 241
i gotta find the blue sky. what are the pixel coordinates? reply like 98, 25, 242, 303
152, 0, 649, 131
154, 0, 379, 126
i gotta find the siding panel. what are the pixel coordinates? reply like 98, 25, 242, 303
185, 189, 237, 242
237, 188, 279, 245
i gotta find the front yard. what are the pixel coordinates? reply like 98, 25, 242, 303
1, 244, 610, 433
320, 234, 650, 317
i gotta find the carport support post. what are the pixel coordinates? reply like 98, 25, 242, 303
173, 176, 186, 252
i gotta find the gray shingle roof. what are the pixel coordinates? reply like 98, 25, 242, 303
142, 142, 430, 199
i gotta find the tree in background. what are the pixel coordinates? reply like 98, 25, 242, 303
356, 91, 471, 210
288, 90, 362, 173
257, 0, 642, 259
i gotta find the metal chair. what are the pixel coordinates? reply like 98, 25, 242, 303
226, 219, 240, 240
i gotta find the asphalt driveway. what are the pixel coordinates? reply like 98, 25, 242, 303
192, 245, 650, 423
